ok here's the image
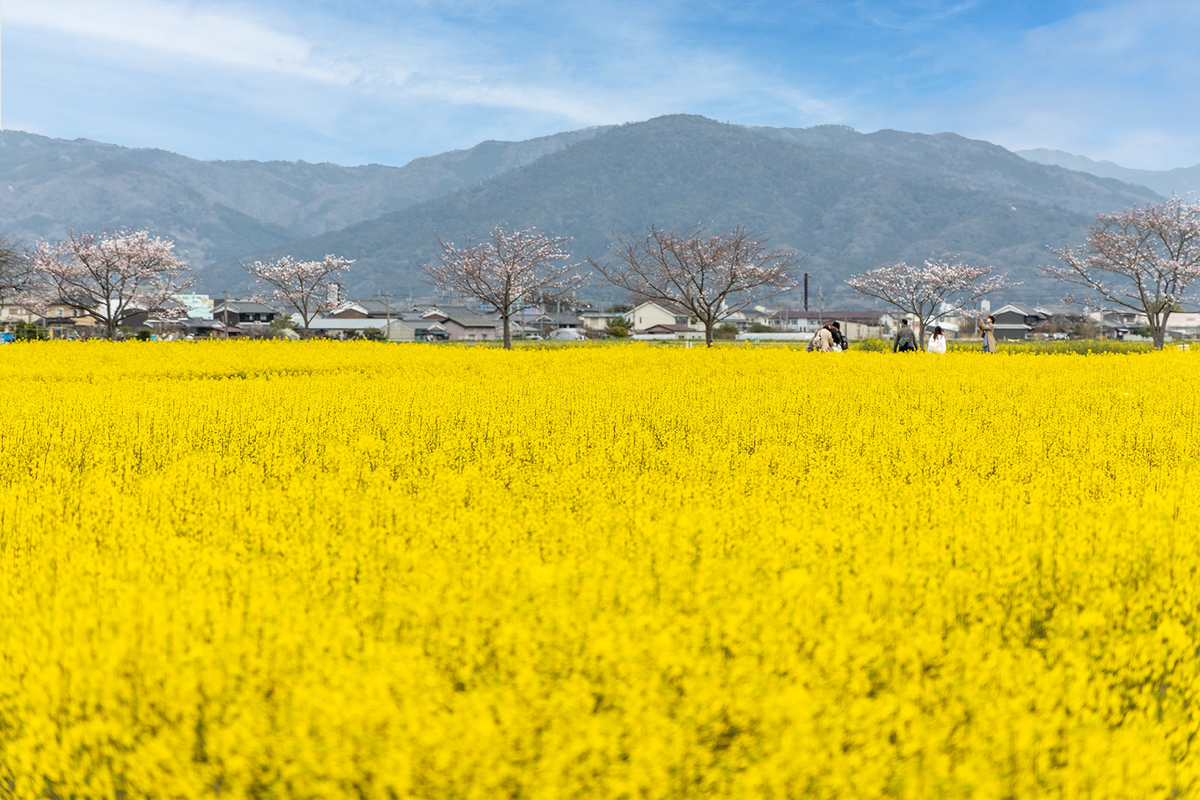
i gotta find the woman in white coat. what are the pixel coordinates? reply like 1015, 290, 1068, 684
928, 325, 947, 354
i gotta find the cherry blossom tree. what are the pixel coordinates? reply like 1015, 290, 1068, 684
1042, 194, 1200, 350
846, 259, 1014, 350
29, 229, 193, 340
0, 236, 33, 304
240, 254, 354, 335
422, 226, 585, 349
590, 224, 800, 347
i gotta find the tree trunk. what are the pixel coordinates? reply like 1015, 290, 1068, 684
502, 314, 512, 350
1152, 324, 1165, 350
918, 320, 928, 352
705, 319, 715, 348
106, 318, 117, 341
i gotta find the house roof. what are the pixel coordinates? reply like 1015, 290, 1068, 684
213, 301, 281, 314
993, 302, 1040, 317
443, 312, 499, 328
1031, 304, 1080, 317
642, 323, 694, 333
333, 298, 396, 316
634, 299, 692, 317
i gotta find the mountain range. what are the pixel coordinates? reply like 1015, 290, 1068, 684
1, 116, 1188, 306
1016, 149, 1199, 198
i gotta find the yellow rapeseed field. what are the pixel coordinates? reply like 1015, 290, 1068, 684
1, 341, 1199, 798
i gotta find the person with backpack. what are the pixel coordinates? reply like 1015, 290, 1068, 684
830, 321, 848, 352
893, 319, 918, 353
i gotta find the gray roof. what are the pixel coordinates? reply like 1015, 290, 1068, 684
445, 314, 499, 328
213, 300, 281, 314
340, 298, 395, 316
996, 302, 1039, 316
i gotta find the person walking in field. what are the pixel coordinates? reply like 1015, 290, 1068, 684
830, 321, 848, 352
928, 325, 947, 354
979, 314, 998, 353
807, 322, 835, 352
893, 319, 917, 353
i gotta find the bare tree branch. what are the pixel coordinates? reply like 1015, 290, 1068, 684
590, 224, 800, 347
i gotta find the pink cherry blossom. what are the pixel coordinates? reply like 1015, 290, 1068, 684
241, 254, 354, 334
422, 227, 585, 349
29, 229, 193, 340
846, 259, 1015, 350
1042, 194, 1200, 349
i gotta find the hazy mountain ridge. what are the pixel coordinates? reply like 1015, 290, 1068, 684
0, 117, 1175, 305
0, 126, 607, 267
1016, 148, 1199, 198
226, 115, 1160, 304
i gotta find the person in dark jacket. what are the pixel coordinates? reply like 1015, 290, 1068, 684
893, 319, 918, 352
830, 321, 848, 351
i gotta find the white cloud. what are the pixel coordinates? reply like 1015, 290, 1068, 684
6, 0, 354, 84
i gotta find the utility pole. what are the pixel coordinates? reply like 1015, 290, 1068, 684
804, 273, 809, 312
385, 293, 391, 342
222, 290, 229, 340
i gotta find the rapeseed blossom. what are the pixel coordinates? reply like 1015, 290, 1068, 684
0, 341, 1197, 798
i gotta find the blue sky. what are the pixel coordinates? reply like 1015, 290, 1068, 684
5, 0, 1198, 170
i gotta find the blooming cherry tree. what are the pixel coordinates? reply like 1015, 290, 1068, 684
29, 229, 193, 339
240, 254, 354, 335
422, 227, 585, 349
590, 224, 800, 347
846, 259, 1014, 350
1042, 194, 1200, 350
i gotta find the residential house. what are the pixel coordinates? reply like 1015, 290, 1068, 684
1099, 309, 1145, 337
722, 306, 773, 330
326, 298, 398, 319
988, 303, 1048, 340
211, 300, 284, 331
417, 306, 499, 341
629, 301, 701, 334
770, 310, 825, 332
634, 323, 705, 340
0, 300, 38, 328
304, 315, 448, 341
579, 310, 613, 333
505, 310, 584, 336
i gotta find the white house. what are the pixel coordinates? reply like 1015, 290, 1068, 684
579, 310, 612, 333
629, 301, 702, 333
